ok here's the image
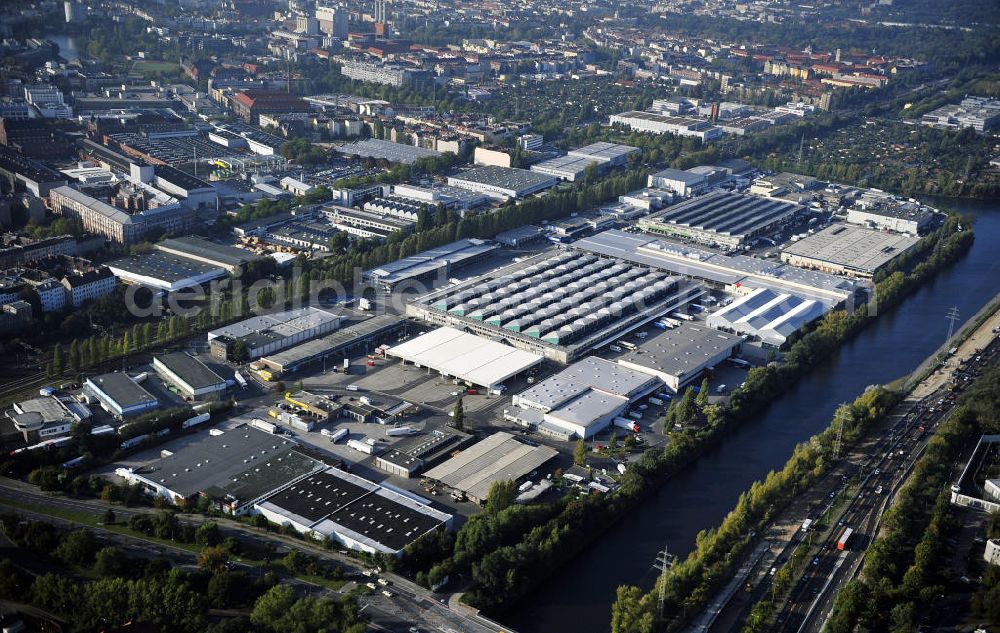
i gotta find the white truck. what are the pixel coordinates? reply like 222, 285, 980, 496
385, 426, 416, 437
614, 417, 640, 432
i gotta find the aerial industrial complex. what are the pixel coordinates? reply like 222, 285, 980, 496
406, 249, 704, 363
638, 190, 804, 248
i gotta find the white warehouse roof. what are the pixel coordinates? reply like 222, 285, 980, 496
386, 327, 543, 387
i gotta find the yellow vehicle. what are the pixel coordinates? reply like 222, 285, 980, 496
258, 369, 275, 381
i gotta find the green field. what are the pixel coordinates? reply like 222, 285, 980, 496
134, 60, 180, 75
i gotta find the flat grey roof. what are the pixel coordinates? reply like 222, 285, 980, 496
782, 224, 919, 274
616, 324, 743, 380
107, 251, 226, 283
138, 426, 324, 500
261, 315, 405, 371
208, 306, 340, 342
87, 372, 157, 409
516, 356, 659, 411
574, 230, 853, 301
448, 166, 557, 192
155, 236, 257, 268
424, 432, 558, 502
337, 139, 440, 165
154, 352, 226, 390
365, 238, 498, 285
650, 168, 707, 185
644, 190, 803, 239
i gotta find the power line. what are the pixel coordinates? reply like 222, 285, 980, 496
946, 305, 960, 341
654, 544, 676, 622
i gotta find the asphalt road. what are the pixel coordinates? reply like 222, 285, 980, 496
0, 478, 513, 633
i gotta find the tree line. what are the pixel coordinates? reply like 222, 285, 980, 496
0, 512, 365, 633
826, 363, 1000, 633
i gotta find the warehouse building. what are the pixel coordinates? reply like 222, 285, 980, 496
609, 111, 723, 141
374, 428, 473, 478
154, 236, 259, 274
106, 250, 228, 292
407, 249, 704, 363
846, 193, 935, 235
615, 324, 744, 392
446, 166, 557, 200
259, 315, 406, 375
638, 191, 804, 248
647, 168, 709, 197
362, 238, 499, 293
8, 395, 91, 442
387, 327, 544, 389
255, 467, 452, 555
780, 225, 919, 278
706, 287, 830, 347
208, 307, 341, 361
116, 425, 326, 514
323, 205, 415, 239
152, 352, 228, 399
573, 230, 854, 304
509, 356, 661, 439
337, 138, 440, 164
391, 183, 489, 212
530, 142, 638, 182
423, 432, 558, 504
84, 372, 159, 418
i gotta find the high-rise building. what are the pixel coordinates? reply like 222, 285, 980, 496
64, 1, 75, 23
316, 5, 349, 38
375, 0, 387, 24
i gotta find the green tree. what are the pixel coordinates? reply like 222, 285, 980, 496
68, 339, 80, 373
696, 377, 710, 409
484, 480, 518, 515
573, 439, 587, 466
196, 522, 222, 547
55, 529, 99, 567
52, 343, 64, 375
92, 546, 128, 577
197, 545, 230, 572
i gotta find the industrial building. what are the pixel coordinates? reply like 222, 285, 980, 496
208, 307, 341, 361
322, 205, 415, 239
921, 96, 1000, 133
84, 372, 159, 418
406, 249, 704, 363
374, 428, 473, 478
530, 142, 638, 182
259, 315, 407, 375
152, 352, 228, 399
615, 324, 745, 392
387, 327, 544, 389
647, 168, 709, 197
8, 395, 90, 442
573, 230, 855, 305
49, 186, 194, 245
846, 193, 935, 234
509, 356, 662, 439
390, 183, 489, 212
153, 236, 259, 274
362, 238, 499, 293
609, 111, 723, 141
706, 287, 831, 347
337, 138, 440, 164
105, 251, 228, 292
780, 225, 919, 278
115, 425, 326, 514
255, 466, 452, 556
638, 191, 804, 248
423, 432, 558, 504
446, 166, 557, 200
